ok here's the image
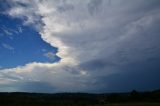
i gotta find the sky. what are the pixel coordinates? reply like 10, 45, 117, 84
0, 0, 160, 93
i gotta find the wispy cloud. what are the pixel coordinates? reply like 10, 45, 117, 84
43, 52, 56, 61
3, 29, 13, 36
17, 26, 23, 33
1, 26, 23, 38
2, 43, 14, 50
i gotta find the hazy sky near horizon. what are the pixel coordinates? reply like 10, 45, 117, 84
0, 0, 160, 93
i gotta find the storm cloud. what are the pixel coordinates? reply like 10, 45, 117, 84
0, 0, 160, 93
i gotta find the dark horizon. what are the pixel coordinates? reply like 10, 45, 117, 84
0, 89, 160, 106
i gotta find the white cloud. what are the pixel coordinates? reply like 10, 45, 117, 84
2, 43, 14, 50
3, 28, 13, 36
0, 0, 160, 92
1, 26, 22, 38
18, 26, 23, 33
0, 62, 95, 92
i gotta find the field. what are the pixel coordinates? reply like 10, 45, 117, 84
97, 103, 160, 106
0, 102, 160, 106
0, 90, 159, 106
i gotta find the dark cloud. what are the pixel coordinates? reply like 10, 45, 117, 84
79, 59, 117, 71
0, 0, 11, 13
57, 2, 74, 13
16, 81, 56, 93
103, 59, 160, 92
87, 0, 103, 15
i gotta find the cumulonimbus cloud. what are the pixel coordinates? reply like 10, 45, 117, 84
0, 0, 160, 92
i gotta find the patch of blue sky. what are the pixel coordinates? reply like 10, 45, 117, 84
0, 14, 60, 69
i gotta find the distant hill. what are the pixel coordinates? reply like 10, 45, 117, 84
0, 89, 160, 106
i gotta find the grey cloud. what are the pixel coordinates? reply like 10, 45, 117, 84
56, 1, 74, 13
15, 81, 56, 93
0, 0, 160, 92
43, 52, 56, 60
0, 81, 56, 93
87, 0, 103, 15
103, 59, 160, 92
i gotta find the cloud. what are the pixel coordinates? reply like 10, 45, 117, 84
2, 43, 14, 50
43, 52, 56, 60
2, 28, 13, 35
0, 0, 160, 92
0, 62, 94, 92
87, 0, 103, 15
17, 26, 23, 33
1, 26, 22, 38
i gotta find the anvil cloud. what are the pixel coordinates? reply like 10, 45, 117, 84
0, 0, 160, 93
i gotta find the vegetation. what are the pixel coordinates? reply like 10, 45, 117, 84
0, 89, 160, 106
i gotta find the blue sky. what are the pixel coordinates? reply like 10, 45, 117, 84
0, 0, 160, 93
0, 14, 60, 69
